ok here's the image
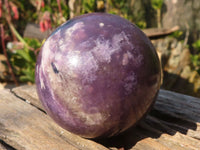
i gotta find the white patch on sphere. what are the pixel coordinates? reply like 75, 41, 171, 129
69, 55, 80, 68
37, 65, 45, 90
58, 39, 64, 46
79, 52, 98, 84
92, 31, 133, 63
122, 51, 133, 66
39, 71, 45, 89
99, 22, 104, 27
39, 39, 52, 90
41, 39, 51, 74
122, 53, 129, 66
55, 52, 62, 61
92, 38, 112, 63
65, 22, 84, 38
124, 72, 137, 95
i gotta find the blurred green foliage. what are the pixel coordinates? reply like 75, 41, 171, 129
192, 39, 200, 52
191, 40, 200, 75
107, 0, 147, 28
9, 38, 41, 83
82, 0, 96, 14
170, 31, 184, 39
151, 0, 163, 10
0, 0, 68, 84
150, 0, 163, 28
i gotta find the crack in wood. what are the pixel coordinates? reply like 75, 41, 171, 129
0, 88, 109, 150
10, 88, 46, 114
0, 140, 16, 150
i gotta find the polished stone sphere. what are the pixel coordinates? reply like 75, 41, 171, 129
35, 13, 161, 139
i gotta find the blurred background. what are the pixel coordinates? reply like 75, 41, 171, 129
0, 0, 200, 97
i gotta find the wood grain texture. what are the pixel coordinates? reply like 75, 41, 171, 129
142, 26, 180, 38
0, 89, 108, 150
0, 85, 199, 150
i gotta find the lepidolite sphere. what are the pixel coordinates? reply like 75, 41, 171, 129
35, 13, 161, 138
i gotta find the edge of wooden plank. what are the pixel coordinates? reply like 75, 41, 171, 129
0, 89, 108, 150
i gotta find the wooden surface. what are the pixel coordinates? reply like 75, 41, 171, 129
142, 26, 180, 38
0, 85, 200, 150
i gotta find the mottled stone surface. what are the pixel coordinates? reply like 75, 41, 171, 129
35, 13, 161, 138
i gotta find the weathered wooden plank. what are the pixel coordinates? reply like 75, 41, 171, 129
2, 85, 200, 150
156, 90, 200, 122
0, 140, 15, 150
12, 85, 43, 111
0, 89, 108, 150
137, 120, 200, 149
142, 26, 180, 38
132, 137, 171, 150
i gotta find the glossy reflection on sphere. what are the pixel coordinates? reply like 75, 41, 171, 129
35, 13, 161, 139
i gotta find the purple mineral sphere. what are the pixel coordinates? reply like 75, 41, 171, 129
35, 13, 161, 138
